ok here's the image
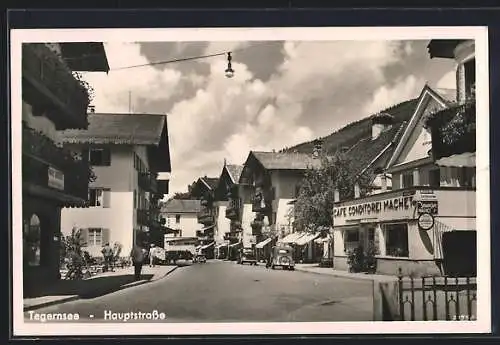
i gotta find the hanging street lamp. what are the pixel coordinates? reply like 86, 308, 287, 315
225, 52, 234, 78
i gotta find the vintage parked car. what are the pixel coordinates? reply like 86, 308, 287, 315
238, 248, 257, 265
267, 245, 295, 270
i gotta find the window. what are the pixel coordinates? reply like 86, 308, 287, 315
88, 228, 103, 246
24, 214, 41, 267
368, 228, 375, 243
89, 148, 111, 166
402, 173, 414, 188
458, 167, 475, 188
175, 215, 181, 224
89, 188, 111, 207
295, 185, 301, 198
384, 223, 409, 257
429, 169, 441, 188
344, 229, 359, 252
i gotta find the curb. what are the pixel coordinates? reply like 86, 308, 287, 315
24, 266, 179, 312
294, 267, 397, 283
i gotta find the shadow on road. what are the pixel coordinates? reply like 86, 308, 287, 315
24, 274, 154, 299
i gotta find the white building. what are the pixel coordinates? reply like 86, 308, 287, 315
59, 113, 171, 257
161, 199, 202, 239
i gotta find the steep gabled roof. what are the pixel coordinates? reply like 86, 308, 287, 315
200, 177, 219, 190
251, 151, 323, 171
225, 164, 243, 184
60, 113, 167, 145
161, 199, 201, 214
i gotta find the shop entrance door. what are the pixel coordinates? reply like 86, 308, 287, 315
442, 230, 476, 277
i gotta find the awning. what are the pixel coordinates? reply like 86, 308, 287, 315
295, 233, 320, 246
228, 243, 240, 248
201, 242, 215, 249
255, 238, 272, 249
195, 245, 202, 250
433, 219, 476, 259
436, 152, 475, 167
280, 232, 305, 244
314, 236, 330, 244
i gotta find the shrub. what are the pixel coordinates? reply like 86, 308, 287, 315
364, 241, 378, 274
347, 246, 365, 273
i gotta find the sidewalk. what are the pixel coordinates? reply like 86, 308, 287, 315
294, 263, 398, 282
23, 265, 177, 312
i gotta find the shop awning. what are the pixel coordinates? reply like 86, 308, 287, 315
201, 242, 215, 249
228, 243, 240, 248
295, 233, 320, 246
255, 238, 272, 249
195, 245, 202, 251
280, 232, 305, 244
314, 236, 330, 244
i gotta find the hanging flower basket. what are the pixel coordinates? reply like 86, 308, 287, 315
424, 100, 476, 160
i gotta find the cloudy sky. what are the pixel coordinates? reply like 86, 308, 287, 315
80, 40, 456, 196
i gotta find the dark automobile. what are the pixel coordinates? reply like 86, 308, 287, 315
268, 245, 295, 270
239, 248, 258, 265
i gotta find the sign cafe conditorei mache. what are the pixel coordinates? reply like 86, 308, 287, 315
333, 195, 414, 219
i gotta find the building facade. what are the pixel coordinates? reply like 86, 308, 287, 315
333, 73, 476, 277
189, 177, 219, 258
161, 199, 202, 240
59, 113, 171, 258
239, 151, 322, 262
22, 42, 108, 288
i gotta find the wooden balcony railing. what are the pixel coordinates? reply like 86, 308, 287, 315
22, 43, 91, 129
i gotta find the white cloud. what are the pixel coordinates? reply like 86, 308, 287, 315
81, 42, 182, 113
436, 70, 456, 90
84, 40, 452, 196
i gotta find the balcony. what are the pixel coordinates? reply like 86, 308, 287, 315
136, 209, 150, 226
22, 44, 91, 130
252, 193, 268, 212
22, 124, 92, 205
425, 100, 475, 163
138, 171, 158, 193
197, 208, 215, 225
225, 198, 241, 220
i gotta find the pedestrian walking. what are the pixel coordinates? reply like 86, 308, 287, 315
149, 244, 157, 267
130, 244, 146, 281
101, 243, 114, 272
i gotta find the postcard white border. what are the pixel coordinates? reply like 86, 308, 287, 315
11, 26, 490, 336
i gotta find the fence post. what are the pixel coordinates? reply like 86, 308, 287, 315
466, 276, 471, 320
398, 267, 404, 321
432, 276, 438, 320
444, 276, 450, 320
410, 276, 415, 321
422, 276, 427, 321
455, 277, 461, 320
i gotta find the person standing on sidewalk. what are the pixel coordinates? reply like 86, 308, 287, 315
101, 243, 114, 272
130, 244, 146, 281
149, 244, 157, 267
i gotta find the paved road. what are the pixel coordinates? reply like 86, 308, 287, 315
26, 261, 374, 322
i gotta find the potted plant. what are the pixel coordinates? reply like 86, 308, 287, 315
364, 241, 378, 274
347, 245, 365, 273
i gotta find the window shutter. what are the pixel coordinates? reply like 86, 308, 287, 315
103, 189, 111, 208
80, 228, 89, 246
102, 228, 110, 245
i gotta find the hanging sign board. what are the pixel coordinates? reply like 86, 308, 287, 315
48, 166, 64, 190
414, 190, 439, 215
418, 213, 435, 231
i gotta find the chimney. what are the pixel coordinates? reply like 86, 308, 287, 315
371, 112, 394, 140
334, 189, 340, 202
381, 174, 387, 192
312, 139, 323, 158
354, 183, 360, 198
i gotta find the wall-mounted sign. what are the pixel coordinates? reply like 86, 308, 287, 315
333, 195, 414, 219
414, 190, 439, 215
417, 213, 434, 231
48, 166, 64, 191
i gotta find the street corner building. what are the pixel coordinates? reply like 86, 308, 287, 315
333, 39, 476, 278
21, 42, 109, 289
57, 111, 171, 259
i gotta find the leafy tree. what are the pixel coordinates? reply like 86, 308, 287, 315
293, 152, 372, 234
